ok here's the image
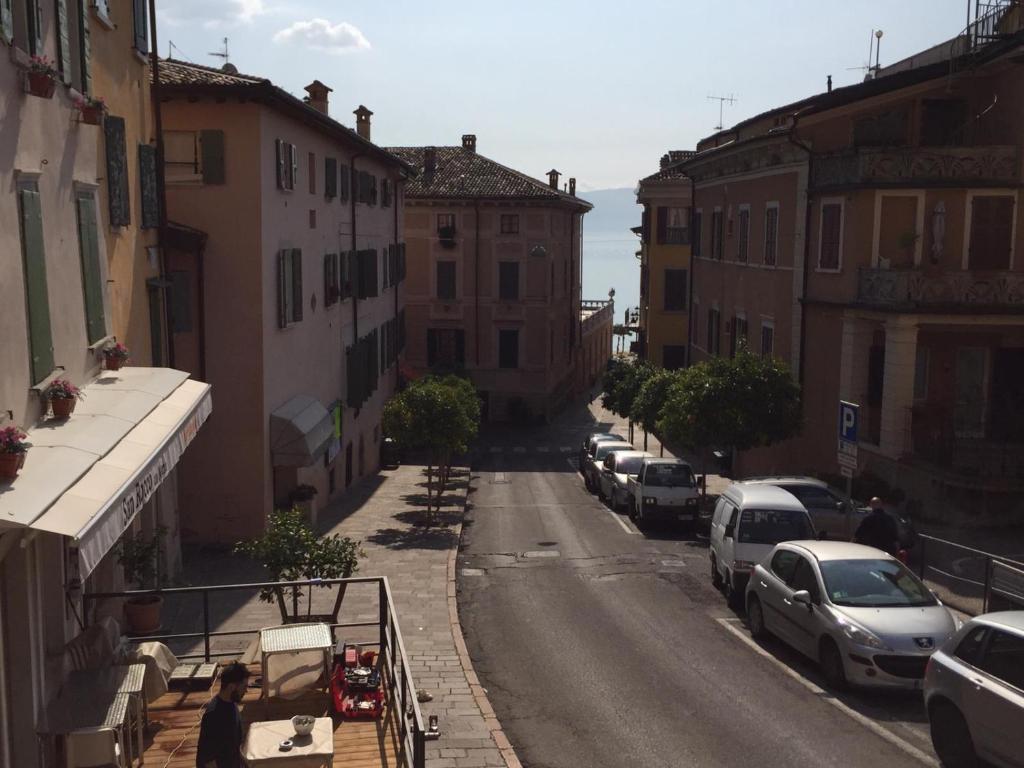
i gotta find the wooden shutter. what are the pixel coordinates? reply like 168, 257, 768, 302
139, 144, 159, 229
27, 0, 42, 54
200, 130, 225, 184
18, 188, 55, 383
132, 0, 148, 53
275, 139, 284, 189
969, 196, 1015, 270
56, 0, 71, 84
291, 248, 303, 321
339, 164, 350, 201
368, 249, 378, 297
820, 203, 842, 269
76, 194, 106, 343
77, 0, 91, 94
289, 144, 298, 190
104, 116, 130, 226
277, 251, 288, 328
324, 157, 337, 198
1, 0, 12, 43
664, 269, 687, 312
656, 206, 668, 245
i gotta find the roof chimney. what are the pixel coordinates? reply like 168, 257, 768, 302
827, 74, 833, 93
659, 153, 670, 170
547, 168, 561, 190
424, 147, 437, 183
569, 178, 576, 196
462, 134, 477, 152
304, 80, 332, 115
354, 105, 373, 141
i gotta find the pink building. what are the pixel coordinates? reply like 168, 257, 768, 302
388, 137, 610, 420
158, 61, 411, 541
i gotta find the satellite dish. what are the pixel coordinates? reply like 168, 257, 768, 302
222, 63, 238, 75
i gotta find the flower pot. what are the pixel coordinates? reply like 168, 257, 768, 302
50, 397, 76, 419
80, 105, 104, 125
124, 595, 163, 635
104, 354, 125, 371
0, 453, 25, 481
26, 71, 56, 99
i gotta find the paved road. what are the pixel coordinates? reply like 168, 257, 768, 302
457, 408, 939, 768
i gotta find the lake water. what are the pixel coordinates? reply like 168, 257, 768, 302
582, 227, 641, 324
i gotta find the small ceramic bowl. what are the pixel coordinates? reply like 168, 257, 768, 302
291, 715, 315, 737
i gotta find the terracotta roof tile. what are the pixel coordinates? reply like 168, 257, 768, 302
158, 59, 265, 87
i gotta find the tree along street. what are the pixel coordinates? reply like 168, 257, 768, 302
457, 411, 937, 768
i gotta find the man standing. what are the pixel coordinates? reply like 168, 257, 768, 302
196, 661, 249, 768
854, 497, 900, 555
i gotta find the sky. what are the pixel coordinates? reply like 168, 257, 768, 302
156, 0, 973, 191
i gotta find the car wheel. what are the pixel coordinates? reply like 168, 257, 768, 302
710, 556, 723, 589
819, 638, 847, 690
929, 701, 977, 768
747, 596, 768, 639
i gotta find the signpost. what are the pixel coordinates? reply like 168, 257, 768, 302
837, 401, 860, 538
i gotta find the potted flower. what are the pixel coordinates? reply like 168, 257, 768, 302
25, 55, 58, 99
74, 95, 106, 125
103, 342, 130, 371
0, 427, 29, 481
115, 526, 167, 634
44, 379, 82, 419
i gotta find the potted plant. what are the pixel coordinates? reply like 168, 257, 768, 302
115, 526, 167, 634
236, 507, 362, 624
44, 379, 82, 419
0, 426, 29, 481
25, 56, 57, 99
289, 483, 319, 527
103, 342, 130, 371
74, 95, 106, 125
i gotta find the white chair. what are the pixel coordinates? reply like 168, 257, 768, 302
64, 726, 124, 768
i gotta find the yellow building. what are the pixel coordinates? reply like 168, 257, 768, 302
635, 151, 693, 368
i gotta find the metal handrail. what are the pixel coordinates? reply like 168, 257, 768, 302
914, 534, 1024, 615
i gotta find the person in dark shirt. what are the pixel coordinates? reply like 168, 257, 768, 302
854, 497, 900, 555
196, 661, 249, 768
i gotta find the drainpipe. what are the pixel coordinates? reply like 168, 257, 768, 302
393, 177, 400, 390
688, 175, 697, 365
149, 0, 175, 368
787, 110, 815, 386
474, 199, 481, 366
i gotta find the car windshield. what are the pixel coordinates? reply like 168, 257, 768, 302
644, 464, 695, 487
819, 559, 937, 608
738, 509, 814, 544
616, 456, 645, 475
594, 444, 630, 460
589, 436, 624, 455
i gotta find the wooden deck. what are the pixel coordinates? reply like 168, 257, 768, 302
143, 663, 402, 768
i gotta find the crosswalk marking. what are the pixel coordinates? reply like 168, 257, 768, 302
537, 446, 550, 453
513, 447, 526, 454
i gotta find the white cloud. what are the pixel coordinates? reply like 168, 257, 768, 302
158, 0, 266, 29
273, 19, 370, 54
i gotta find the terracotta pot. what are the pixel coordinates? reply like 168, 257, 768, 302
80, 105, 104, 125
124, 595, 163, 634
104, 354, 124, 371
0, 453, 25, 481
50, 397, 76, 419
26, 71, 56, 99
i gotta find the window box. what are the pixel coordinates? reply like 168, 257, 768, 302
26, 70, 56, 99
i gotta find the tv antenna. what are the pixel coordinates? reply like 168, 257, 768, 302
848, 29, 883, 78
707, 94, 737, 131
208, 37, 230, 65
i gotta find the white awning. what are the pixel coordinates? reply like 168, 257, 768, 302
0, 368, 212, 577
269, 395, 333, 467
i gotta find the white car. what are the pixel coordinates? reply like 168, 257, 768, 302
597, 450, 651, 510
583, 441, 633, 492
924, 611, 1024, 768
745, 541, 958, 690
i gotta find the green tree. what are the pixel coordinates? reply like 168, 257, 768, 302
630, 368, 681, 453
383, 374, 481, 516
601, 357, 652, 419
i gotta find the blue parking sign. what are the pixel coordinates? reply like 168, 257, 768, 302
838, 401, 859, 443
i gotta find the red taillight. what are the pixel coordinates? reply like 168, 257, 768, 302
897, 549, 909, 565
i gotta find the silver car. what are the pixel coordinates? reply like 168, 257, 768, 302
745, 541, 958, 690
924, 611, 1024, 768
583, 441, 633, 492
597, 450, 651, 510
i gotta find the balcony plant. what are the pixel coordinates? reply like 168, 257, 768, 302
289, 483, 319, 527
103, 341, 130, 371
74, 95, 106, 126
115, 526, 167, 634
25, 56, 58, 99
44, 379, 82, 419
0, 427, 30, 481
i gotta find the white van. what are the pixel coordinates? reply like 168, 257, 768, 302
709, 483, 816, 606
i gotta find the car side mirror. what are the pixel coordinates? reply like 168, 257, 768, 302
792, 590, 812, 608
724, 524, 735, 539
817, 531, 829, 541
836, 501, 847, 512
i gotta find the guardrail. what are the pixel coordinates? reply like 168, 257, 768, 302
83, 576, 427, 768
911, 534, 1024, 616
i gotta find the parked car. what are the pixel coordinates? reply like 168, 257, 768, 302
742, 476, 918, 547
626, 458, 700, 527
746, 541, 959, 690
709, 483, 816, 605
579, 433, 626, 476
924, 611, 1024, 768
597, 450, 651, 509
583, 441, 634, 491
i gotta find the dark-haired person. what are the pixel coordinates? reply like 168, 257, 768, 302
854, 497, 900, 556
196, 662, 249, 768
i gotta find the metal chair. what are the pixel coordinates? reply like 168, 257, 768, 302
64, 726, 124, 768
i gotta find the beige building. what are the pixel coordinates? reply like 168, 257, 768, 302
158, 61, 411, 542
0, 5, 210, 766
388, 137, 610, 420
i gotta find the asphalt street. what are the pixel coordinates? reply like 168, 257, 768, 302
457, 406, 940, 768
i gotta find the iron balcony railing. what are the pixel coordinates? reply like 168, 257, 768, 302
812, 145, 1019, 190
857, 267, 1024, 310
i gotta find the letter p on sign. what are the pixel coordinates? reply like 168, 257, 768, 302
838, 401, 859, 443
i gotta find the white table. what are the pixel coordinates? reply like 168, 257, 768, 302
242, 717, 334, 767
260, 624, 333, 701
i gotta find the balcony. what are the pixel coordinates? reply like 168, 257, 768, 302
857, 267, 1024, 311
581, 299, 614, 336
812, 145, 1019, 189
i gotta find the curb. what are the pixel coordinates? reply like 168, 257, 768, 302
447, 471, 523, 768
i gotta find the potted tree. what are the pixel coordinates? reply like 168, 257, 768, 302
103, 342, 130, 371
289, 484, 319, 528
0, 426, 29, 481
25, 56, 58, 98
115, 526, 167, 634
74, 95, 106, 125
236, 507, 362, 624
44, 379, 82, 419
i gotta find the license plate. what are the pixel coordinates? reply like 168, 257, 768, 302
677, 513, 695, 521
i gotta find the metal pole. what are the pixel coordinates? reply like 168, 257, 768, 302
844, 475, 854, 541
379, 580, 387, 655
919, 536, 926, 579
982, 557, 992, 613
202, 591, 211, 662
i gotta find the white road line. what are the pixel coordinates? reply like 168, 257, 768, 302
600, 503, 640, 535
714, 618, 938, 766
489, 446, 502, 454
559, 446, 573, 453
537, 446, 550, 453
513, 447, 526, 454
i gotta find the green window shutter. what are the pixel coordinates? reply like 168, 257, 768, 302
346, 345, 356, 407
277, 250, 288, 328
18, 188, 54, 383
290, 144, 298, 190
291, 248, 303, 322
132, 0, 148, 54
368, 249, 378, 297
324, 157, 337, 198
55, 0, 71, 84
339, 164, 350, 202
78, 0, 91, 94
139, 144, 160, 228
1, 0, 13, 44
275, 139, 284, 189
75, 194, 106, 344
200, 130, 225, 185
27, 0, 42, 55
104, 116, 130, 226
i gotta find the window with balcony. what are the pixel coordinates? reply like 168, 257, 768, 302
764, 204, 779, 265
968, 194, 1014, 270
436, 260, 456, 300
499, 261, 520, 301
920, 99, 968, 147
438, 213, 457, 246
657, 207, 689, 244
853, 107, 908, 147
